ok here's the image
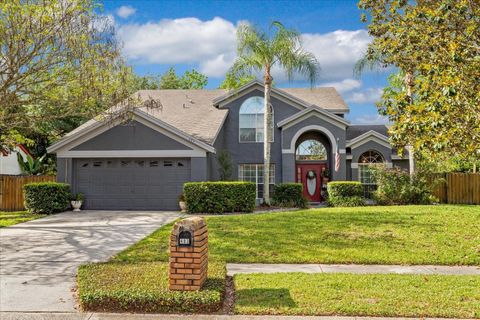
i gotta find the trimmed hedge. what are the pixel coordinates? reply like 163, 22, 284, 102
327, 181, 366, 207
184, 181, 256, 214
23, 182, 71, 214
77, 261, 226, 313
272, 183, 307, 208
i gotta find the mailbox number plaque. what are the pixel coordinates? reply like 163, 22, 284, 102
178, 230, 192, 247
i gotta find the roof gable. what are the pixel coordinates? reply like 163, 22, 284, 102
277, 105, 350, 129
47, 109, 215, 155
346, 130, 391, 149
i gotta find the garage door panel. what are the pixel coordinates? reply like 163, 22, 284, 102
74, 158, 191, 210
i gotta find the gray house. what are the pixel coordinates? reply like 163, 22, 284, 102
48, 80, 408, 210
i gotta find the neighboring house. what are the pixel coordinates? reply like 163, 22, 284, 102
0, 145, 30, 175
47, 80, 408, 210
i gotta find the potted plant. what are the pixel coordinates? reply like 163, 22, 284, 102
71, 193, 84, 212
178, 193, 187, 212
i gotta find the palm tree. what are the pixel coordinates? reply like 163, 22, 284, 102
230, 21, 320, 204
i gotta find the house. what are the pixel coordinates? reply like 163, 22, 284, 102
47, 80, 409, 210
0, 145, 30, 175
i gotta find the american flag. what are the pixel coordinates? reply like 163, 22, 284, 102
335, 142, 340, 172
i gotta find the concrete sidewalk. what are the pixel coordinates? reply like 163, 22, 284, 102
0, 313, 472, 320
227, 263, 480, 276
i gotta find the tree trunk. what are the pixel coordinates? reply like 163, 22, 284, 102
405, 70, 415, 175
263, 70, 273, 205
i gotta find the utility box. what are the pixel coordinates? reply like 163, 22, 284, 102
169, 217, 208, 291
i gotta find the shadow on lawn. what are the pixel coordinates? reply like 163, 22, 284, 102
235, 288, 297, 308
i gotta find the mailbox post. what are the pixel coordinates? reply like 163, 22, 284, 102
169, 217, 208, 291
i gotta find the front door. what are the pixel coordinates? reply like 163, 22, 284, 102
296, 163, 326, 202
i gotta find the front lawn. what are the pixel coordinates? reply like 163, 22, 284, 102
77, 262, 226, 313
234, 273, 480, 318
0, 211, 46, 228
115, 205, 480, 265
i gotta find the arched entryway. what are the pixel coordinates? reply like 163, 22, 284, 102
295, 131, 332, 202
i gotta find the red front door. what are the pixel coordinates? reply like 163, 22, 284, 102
296, 163, 326, 202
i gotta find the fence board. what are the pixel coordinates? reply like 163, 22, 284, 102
0, 175, 56, 211
432, 173, 480, 205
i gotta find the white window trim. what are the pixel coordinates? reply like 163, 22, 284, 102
238, 97, 274, 144
238, 164, 275, 199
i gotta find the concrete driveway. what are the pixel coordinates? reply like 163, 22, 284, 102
0, 210, 181, 312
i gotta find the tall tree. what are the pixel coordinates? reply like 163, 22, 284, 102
0, 0, 133, 146
159, 67, 208, 89
230, 22, 320, 204
358, 0, 480, 164
219, 71, 256, 90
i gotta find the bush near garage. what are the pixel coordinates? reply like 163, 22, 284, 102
327, 181, 366, 207
272, 183, 307, 208
77, 261, 226, 313
23, 182, 71, 214
184, 181, 256, 214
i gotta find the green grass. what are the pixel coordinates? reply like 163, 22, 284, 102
114, 205, 480, 265
77, 262, 226, 313
234, 273, 480, 318
0, 211, 46, 228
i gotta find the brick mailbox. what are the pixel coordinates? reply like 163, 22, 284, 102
169, 217, 208, 291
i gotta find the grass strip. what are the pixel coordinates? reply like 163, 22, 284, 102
234, 272, 480, 318
77, 261, 226, 313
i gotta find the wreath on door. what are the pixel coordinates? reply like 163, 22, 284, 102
306, 170, 317, 180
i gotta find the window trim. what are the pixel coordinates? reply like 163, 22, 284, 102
238, 96, 274, 144
238, 163, 275, 199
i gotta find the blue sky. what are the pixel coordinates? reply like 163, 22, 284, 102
102, 0, 390, 124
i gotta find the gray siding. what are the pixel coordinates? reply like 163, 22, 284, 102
281, 116, 347, 181
219, 89, 300, 184
350, 140, 392, 181
73, 121, 192, 151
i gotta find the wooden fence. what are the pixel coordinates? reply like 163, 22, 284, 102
430, 173, 480, 205
0, 175, 56, 211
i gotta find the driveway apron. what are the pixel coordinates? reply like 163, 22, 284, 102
0, 210, 180, 312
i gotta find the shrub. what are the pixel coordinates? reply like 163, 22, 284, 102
272, 183, 307, 208
23, 182, 71, 214
372, 167, 435, 205
327, 181, 366, 207
78, 261, 226, 313
184, 181, 256, 214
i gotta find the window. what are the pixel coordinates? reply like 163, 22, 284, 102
358, 150, 384, 197
239, 164, 275, 199
296, 140, 327, 161
239, 96, 273, 142
163, 160, 173, 167
93, 161, 103, 167
149, 160, 159, 167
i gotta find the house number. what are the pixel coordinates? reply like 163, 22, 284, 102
178, 230, 192, 247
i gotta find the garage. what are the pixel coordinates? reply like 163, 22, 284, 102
74, 158, 190, 210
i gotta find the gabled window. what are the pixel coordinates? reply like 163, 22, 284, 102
358, 150, 384, 198
239, 96, 273, 142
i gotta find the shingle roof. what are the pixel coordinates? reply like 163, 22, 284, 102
346, 125, 389, 140
54, 84, 350, 148
281, 87, 348, 111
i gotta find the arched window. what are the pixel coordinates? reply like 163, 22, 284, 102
239, 96, 273, 142
296, 140, 327, 161
358, 150, 384, 197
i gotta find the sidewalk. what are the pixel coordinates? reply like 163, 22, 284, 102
226, 263, 480, 276
0, 313, 473, 320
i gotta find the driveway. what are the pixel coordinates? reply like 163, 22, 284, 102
0, 210, 181, 312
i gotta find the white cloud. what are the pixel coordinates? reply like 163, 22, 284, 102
345, 87, 383, 104
353, 114, 390, 125
117, 18, 375, 81
116, 6, 136, 19
302, 30, 371, 81
117, 17, 237, 77
321, 78, 362, 94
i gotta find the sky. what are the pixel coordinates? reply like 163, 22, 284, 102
102, 0, 391, 124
